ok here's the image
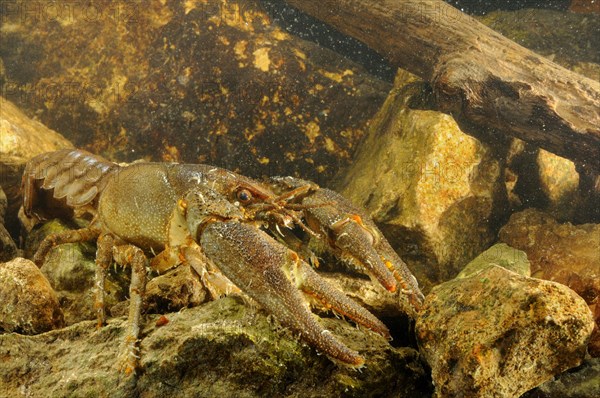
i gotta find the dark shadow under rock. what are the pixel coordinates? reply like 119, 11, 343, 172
521, 358, 600, 398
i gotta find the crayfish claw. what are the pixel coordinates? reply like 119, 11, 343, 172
301, 188, 424, 311
200, 221, 368, 366
296, 260, 391, 339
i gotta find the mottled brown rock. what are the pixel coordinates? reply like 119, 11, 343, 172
336, 70, 508, 288
500, 209, 600, 303
416, 262, 594, 398
0, 296, 432, 397
500, 208, 600, 356
145, 264, 209, 313
0, 0, 389, 185
0, 257, 64, 334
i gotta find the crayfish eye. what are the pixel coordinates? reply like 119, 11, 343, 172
236, 188, 253, 204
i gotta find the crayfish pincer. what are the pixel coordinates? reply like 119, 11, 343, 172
21, 149, 423, 373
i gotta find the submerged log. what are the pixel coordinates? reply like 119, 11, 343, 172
283, 0, 600, 174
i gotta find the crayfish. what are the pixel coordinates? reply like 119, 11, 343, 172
22, 149, 423, 373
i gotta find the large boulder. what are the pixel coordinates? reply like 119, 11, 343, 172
0, 296, 431, 397
336, 71, 508, 288
416, 244, 594, 398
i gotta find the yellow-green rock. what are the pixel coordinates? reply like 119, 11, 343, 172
337, 70, 507, 287
417, 264, 594, 398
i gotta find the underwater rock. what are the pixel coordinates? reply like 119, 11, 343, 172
31, 219, 278, 316
455, 243, 530, 278
522, 358, 600, 398
145, 264, 209, 314
416, 250, 594, 398
0, 296, 431, 397
113, 279, 207, 320
0, 257, 64, 334
25, 219, 126, 326
0, 97, 73, 235
500, 208, 600, 357
336, 70, 508, 288
535, 149, 580, 220
321, 272, 406, 318
0, 0, 390, 185
503, 139, 595, 222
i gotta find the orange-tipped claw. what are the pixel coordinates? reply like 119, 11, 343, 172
301, 188, 425, 311
296, 259, 391, 339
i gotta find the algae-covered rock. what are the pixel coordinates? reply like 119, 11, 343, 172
456, 243, 530, 278
9, 216, 432, 395
416, 259, 594, 398
0, 257, 64, 334
25, 219, 127, 325
336, 70, 508, 288
0, 296, 432, 397
500, 208, 600, 357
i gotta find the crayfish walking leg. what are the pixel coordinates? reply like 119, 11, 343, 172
111, 243, 148, 375
33, 227, 100, 266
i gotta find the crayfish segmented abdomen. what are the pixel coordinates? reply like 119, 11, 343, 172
22, 149, 118, 221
